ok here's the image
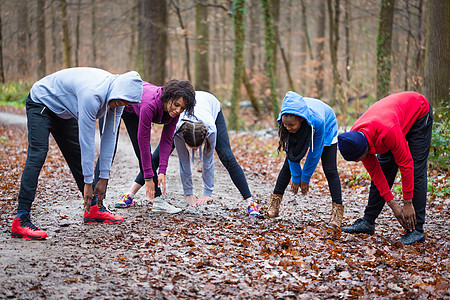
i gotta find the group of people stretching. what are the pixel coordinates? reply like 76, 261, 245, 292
11, 67, 432, 246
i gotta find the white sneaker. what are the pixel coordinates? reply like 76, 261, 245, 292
151, 196, 182, 214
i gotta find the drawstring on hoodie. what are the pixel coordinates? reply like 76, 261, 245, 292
310, 126, 314, 152
101, 105, 117, 135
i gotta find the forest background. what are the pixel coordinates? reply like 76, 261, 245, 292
0, 1, 449, 298
0, 0, 449, 127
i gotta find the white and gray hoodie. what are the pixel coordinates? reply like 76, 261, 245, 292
174, 91, 221, 197
30, 67, 143, 184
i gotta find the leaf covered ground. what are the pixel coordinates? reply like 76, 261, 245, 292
0, 108, 448, 299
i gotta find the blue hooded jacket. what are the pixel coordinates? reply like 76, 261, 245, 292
31, 67, 143, 183
278, 91, 338, 183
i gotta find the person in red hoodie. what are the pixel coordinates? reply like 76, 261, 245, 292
338, 91, 432, 245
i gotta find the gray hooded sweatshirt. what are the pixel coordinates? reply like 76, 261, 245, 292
30, 67, 143, 184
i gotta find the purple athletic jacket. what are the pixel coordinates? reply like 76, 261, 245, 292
124, 81, 178, 179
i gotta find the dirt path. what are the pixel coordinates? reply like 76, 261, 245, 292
0, 111, 448, 299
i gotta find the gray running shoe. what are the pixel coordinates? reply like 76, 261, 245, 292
151, 196, 182, 214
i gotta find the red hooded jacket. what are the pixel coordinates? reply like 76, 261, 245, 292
351, 92, 429, 202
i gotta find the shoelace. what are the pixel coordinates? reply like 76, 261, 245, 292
20, 216, 39, 230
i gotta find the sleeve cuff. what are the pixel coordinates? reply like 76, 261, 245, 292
291, 175, 301, 184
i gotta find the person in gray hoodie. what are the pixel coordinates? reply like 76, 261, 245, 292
11, 67, 143, 240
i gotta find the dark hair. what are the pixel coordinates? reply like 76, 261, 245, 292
160, 79, 196, 117
278, 113, 296, 152
177, 121, 212, 152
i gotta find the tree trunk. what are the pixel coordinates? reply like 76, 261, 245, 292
37, 0, 46, 78
60, 0, 71, 68
75, 0, 81, 66
129, 0, 138, 69
344, 0, 352, 81
412, 0, 424, 92
327, 0, 343, 106
242, 71, 261, 118
261, 0, 279, 122
171, 0, 191, 82
423, 0, 450, 110
140, 0, 168, 84
0, 2, 4, 83
248, 0, 260, 76
276, 30, 295, 92
17, 0, 29, 74
315, 0, 326, 99
229, 0, 245, 131
91, 0, 97, 65
300, 0, 314, 61
51, 4, 58, 68
195, 3, 209, 91
404, 0, 411, 90
375, 0, 395, 99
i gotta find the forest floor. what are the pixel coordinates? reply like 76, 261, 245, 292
0, 106, 448, 299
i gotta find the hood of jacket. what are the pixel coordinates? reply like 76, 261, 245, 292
106, 70, 143, 105
277, 91, 313, 126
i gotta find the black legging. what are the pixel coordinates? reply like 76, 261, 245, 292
273, 143, 342, 204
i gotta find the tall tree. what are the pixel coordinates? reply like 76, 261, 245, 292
344, 0, 352, 81
327, 0, 344, 107
261, 0, 279, 121
75, 0, 81, 66
60, 0, 71, 68
315, 0, 326, 98
229, 0, 245, 130
37, 0, 46, 78
17, 0, 30, 74
412, 0, 424, 92
0, 1, 4, 83
195, 2, 209, 90
423, 0, 450, 110
248, 0, 261, 77
375, 0, 395, 99
140, 0, 168, 84
91, 0, 97, 65
171, 0, 191, 81
129, 0, 138, 70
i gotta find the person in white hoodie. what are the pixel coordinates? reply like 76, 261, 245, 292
11, 67, 143, 240
174, 91, 261, 217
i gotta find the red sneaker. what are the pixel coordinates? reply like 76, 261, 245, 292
11, 214, 48, 240
84, 205, 124, 224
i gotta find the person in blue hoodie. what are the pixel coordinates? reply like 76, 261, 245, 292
267, 91, 344, 228
11, 67, 143, 240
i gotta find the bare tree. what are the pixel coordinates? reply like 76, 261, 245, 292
195, 2, 209, 90
229, 0, 245, 130
60, 0, 71, 68
170, 0, 191, 81
0, 1, 4, 83
423, 0, 450, 110
261, 0, 279, 121
327, 0, 343, 106
37, 0, 46, 78
91, 0, 97, 66
375, 0, 395, 99
411, 0, 424, 92
75, 0, 81, 67
140, 0, 168, 84
17, 0, 30, 74
315, 0, 326, 99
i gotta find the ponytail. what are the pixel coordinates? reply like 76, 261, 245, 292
176, 120, 212, 152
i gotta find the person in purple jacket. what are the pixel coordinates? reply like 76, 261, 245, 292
113, 80, 195, 213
